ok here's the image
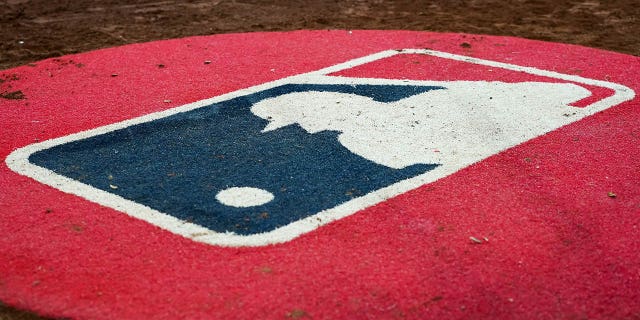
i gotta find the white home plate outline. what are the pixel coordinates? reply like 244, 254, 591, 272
5, 49, 635, 247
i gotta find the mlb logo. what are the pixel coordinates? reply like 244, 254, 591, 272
6, 49, 634, 247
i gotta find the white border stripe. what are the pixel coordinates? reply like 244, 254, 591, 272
5, 49, 635, 247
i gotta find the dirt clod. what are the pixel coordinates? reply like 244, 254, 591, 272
0, 90, 25, 100
470, 236, 484, 244
287, 309, 310, 319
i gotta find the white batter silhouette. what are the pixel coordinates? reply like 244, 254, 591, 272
251, 81, 590, 169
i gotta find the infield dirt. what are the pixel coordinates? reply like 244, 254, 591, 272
1, 0, 639, 71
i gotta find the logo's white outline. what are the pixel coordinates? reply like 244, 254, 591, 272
5, 49, 635, 247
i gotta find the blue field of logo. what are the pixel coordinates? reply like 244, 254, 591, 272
29, 84, 442, 235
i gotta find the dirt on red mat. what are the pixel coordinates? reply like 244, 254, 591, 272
1, 1, 638, 319
1, 0, 639, 71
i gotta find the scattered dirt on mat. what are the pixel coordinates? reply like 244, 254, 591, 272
0, 73, 25, 100
1, 0, 639, 71
0, 74, 20, 83
1, 1, 639, 319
